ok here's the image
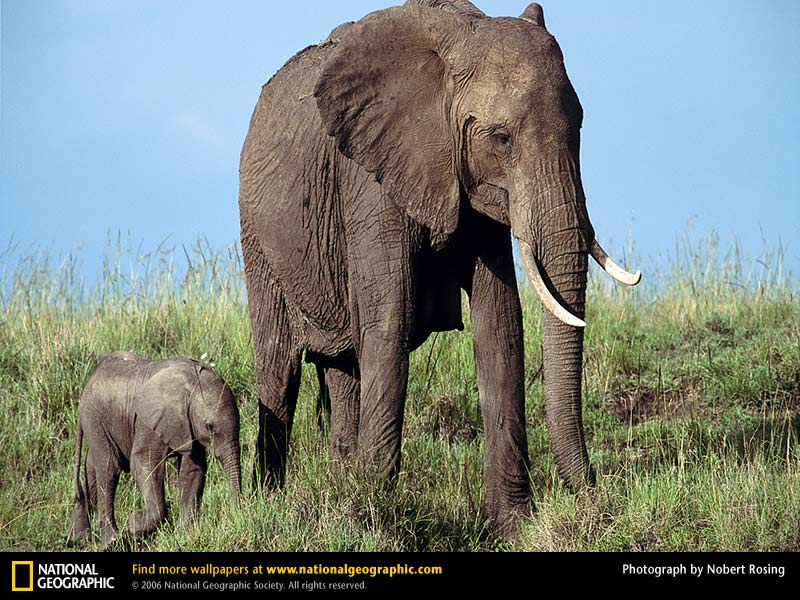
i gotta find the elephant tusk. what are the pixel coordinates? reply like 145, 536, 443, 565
590, 240, 641, 286
519, 240, 586, 328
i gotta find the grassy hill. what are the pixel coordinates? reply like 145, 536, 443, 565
1, 236, 797, 551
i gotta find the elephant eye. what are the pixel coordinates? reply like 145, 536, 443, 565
492, 127, 512, 152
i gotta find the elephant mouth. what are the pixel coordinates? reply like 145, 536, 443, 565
518, 237, 641, 328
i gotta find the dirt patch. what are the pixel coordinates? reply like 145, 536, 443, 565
610, 385, 695, 425
705, 315, 734, 337
632, 530, 663, 551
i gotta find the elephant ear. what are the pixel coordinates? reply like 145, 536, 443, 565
314, 5, 470, 235
137, 369, 194, 453
520, 3, 546, 28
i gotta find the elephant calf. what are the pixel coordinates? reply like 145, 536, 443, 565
67, 352, 241, 548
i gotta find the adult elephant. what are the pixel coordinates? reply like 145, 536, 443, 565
238, 0, 640, 537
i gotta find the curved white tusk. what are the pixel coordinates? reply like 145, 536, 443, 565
590, 240, 641, 286
519, 240, 586, 328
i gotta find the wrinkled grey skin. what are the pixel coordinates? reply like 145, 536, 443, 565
67, 352, 241, 548
240, 0, 615, 537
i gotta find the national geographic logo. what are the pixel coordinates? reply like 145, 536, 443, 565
11, 561, 114, 591
11, 562, 33, 592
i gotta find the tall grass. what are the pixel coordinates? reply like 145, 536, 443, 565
0, 233, 797, 551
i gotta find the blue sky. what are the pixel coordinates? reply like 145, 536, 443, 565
2, 0, 799, 285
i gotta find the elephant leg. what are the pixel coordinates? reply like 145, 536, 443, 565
178, 444, 207, 526
84, 451, 98, 515
67, 485, 91, 545
349, 203, 412, 480
315, 364, 331, 433
92, 449, 122, 549
467, 219, 532, 539
357, 333, 408, 480
242, 224, 302, 490
128, 429, 168, 539
326, 364, 360, 461
67, 501, 91, 545
256, 350, 302, 490
67, 450, 98, 544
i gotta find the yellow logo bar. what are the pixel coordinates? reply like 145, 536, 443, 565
11, 561, 34, 592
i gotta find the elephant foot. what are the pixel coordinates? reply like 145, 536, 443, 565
181, 509, 198, 528
559, 463, 597, 493
67, 506, 91, 545
330, 434, 358, 463
100, 528, 120, 550
355, 442, 401, 485
128, 509, 164, 539
489, 500, 534, 542
67, 525, 92, 546
66, 527, 91, 546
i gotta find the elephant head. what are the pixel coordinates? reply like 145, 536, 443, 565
315, 1, 640, 489
138, 364, 242, 499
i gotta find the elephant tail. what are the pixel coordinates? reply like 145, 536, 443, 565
73, 422, 85, 503
315, 363, 330, 433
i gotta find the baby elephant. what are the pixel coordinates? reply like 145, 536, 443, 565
67, 351, 241, 547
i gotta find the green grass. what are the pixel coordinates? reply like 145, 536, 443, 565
0, 234, 798, 551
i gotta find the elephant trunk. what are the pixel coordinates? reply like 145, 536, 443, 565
220, 440, 242, 500
539, 254, 595, 489
513, 155, 595, 489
